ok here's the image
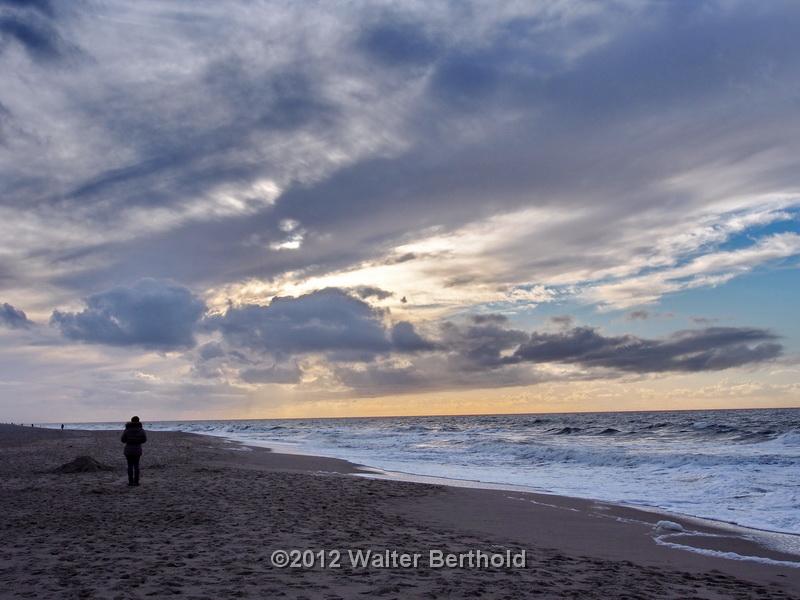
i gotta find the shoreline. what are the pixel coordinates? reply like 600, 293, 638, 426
221, 436, 800, 568
41, 413, 800, 542
36, 423, 800, 560
210, 432, 800, 551
168, 429, 800, 580
3, 423, 799, 598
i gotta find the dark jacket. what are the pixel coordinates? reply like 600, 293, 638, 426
121, 422, 147, 456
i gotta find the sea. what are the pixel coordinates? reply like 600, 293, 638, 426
55, 408, 800, 536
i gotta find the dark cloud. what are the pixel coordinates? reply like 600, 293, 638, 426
239, 362, 302, 384
35, 276, 787, 396
627, 310, 650, 321
334, 354, 542, 396
0, 1, 53, 15
0, 100, 11, 144
7, 1, 798, 301
0, 0, 74, 63
335, 323, 783, 395
511, 326, 781, 373
0, 15, 62, 60
207, 287, 432, 359
440, 319, 528, 370
0, 301, 33, 328
430, 51, 504, 108
384, 252, 417, 265
51, 279, 206, 350
471, 314, 508, 325
549, 3, 800, 120
691, 316, 719, 325
444, 274, 477, 288
358, 19, 440, 67
197, 341, 225, 361
428, 1, 800, 120
390, 321, 435, 352
203, 65, 334, 133
351, 285, 393, 300
548, 315, 574, 328
334, 361, 424, 394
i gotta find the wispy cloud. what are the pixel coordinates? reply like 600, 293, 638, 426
585, 232, 800, 309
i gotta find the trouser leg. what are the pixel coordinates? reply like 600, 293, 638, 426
131, 454, 140, 484
126, 456, 135, 484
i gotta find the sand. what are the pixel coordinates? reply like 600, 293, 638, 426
1, 423, 798, 599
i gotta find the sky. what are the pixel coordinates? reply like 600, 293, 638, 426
1, 0, 799, 422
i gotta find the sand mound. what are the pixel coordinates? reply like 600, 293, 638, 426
53, 456, 114, 474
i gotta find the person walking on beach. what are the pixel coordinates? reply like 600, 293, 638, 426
121, 416, 147, 487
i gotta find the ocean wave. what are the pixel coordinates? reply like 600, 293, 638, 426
597, 428, 621, 435
552, 427, 582, 435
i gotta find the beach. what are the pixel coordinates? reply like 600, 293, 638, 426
1, 424, 798, 599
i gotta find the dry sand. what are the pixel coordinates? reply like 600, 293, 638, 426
1, 423, 798, 599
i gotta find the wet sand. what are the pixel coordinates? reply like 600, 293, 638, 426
1, 423, 798, 599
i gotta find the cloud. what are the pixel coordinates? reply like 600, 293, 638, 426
626, 310, 650, 321
585, 231, 800, 309
691, 316, 719, 325
358, 18, 440, 67
511, 326, 781, 373
390, 321, 436, 352
197, 341, 226, 361
440, 319, 529, 370
239, 362, 302, 385
334, 322, 783, 396
207, 287, 431, 359
1, 0, 799, 311
1, 1, 800, 414
333, 353, 541, 396
471, 313, 508, 325
198, 290, 783, 392
0, 1, 53, 16
549, 315, 574, 328
194, 287, 435, 385
0, 301, 33, 328
0, 1, 74, 63
351, 285, 394, 300
51, 279, 206, 350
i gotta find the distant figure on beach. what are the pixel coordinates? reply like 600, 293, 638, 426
60, 424, 64, 430
121, 416, 147, 486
